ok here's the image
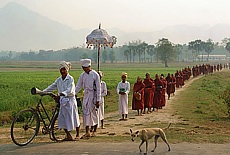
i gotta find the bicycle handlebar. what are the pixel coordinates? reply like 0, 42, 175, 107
31, 87, 57, 99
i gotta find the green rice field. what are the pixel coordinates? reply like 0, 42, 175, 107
0, 61, 183, 122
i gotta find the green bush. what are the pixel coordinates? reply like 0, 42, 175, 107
220, 86, 230, 117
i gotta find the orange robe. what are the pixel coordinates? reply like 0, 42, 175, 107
132, 81, 145, 110
166, 75, 172, 96
160, 78, 167, 107
143, 78, 154, 109
171, 76, 176, 94
153, 78, 163, 109
175, 72, 180, 88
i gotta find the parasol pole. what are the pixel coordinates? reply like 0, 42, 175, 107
97, 23, 101, 72
98, 44, 100, 72
86, 23, 116, 72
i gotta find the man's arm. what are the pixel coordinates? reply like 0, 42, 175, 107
75, 74, 83, 94
95, 73, 101, 102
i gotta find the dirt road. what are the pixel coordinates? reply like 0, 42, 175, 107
1, 141, 230, 155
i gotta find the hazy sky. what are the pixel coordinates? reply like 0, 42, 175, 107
0, 0, 230, 32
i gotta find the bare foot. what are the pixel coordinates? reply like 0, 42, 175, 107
80, 133, 91, 139
91, 132, 96, 137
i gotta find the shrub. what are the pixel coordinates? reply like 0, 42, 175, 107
220, 86, 230, 117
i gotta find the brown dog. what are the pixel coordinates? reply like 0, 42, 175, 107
130, 123, 171, 155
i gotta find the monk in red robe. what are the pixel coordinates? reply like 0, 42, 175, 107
175, 70, 180, 88
171, 74, 176, 95
160, 74, 167, 107
143, 73, 154, 114
153, 74, 163, 111
179, 70, 184, 86
166, 73, 172, 100
132, 76, 145, 116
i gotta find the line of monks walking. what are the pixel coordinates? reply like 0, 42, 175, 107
132, 63, 225, 116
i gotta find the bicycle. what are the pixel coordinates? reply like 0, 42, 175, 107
10, 87, 66, 146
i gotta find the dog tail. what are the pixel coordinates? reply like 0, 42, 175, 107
163, 123, 171, 130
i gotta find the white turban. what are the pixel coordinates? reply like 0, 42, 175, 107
121, 72, 128, 78
59, 61, 71, 71
80, 59, 91, 67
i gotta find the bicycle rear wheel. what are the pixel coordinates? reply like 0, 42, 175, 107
50, 113, 66, 142
11, 109, 40, 146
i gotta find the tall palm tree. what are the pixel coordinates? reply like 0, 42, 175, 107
146, 44, 155, 63
124, 49, 129, 63
225, 42, 230, 54
136, 40, 143, 63
194, 39, 205, 61
128, 41, 137, 63
188, 39, 204, 61
141, 42, 148, 63
174, 44, 183, 61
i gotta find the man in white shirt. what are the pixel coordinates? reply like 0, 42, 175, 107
43, 61, 80, 140
98, 71, 107, 129
75, 59, 101, 138
117, 72, 130, 121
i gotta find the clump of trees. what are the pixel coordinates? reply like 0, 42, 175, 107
123, 40, 155, 63
155, 38, 176, 67
188, 39, 214, 62
123, 38, 177, 67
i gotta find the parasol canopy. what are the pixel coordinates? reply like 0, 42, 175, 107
86, 24, 116, 48
86, 24, 116, 71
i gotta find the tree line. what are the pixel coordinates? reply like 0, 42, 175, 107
123, 38, 230, 67
1, 37, 230, 67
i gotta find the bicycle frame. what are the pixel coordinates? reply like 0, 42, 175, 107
31, 94, 59, 135
11, 88, 64, 146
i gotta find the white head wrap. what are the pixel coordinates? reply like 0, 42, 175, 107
59, 61, 71, 71
121, 72, 128, 78
80, 59, 91, 67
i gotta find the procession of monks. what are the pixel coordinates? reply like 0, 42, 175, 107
132, 63, 226, 116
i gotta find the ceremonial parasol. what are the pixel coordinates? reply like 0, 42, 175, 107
86, 24, 116, 71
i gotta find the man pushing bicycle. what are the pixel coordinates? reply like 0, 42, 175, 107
43, 61, 80, 141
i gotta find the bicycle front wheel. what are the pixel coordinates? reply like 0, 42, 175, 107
50, 113, 66, 142
11, 109, 40, 146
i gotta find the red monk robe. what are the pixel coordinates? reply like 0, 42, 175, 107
171, 74, 176, 95
160, 76, 167, 107
175, 71, 180, 88
153, 75, 163, 110
166, 73, 172, 100
143, 77, 154, 113
132, 80, 145, 111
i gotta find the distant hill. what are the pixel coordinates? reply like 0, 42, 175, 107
111, 24, 230, 45
1, 2, 230, 51
0, 2, 84, 51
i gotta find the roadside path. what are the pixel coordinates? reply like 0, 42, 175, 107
99, 75, 200, 136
